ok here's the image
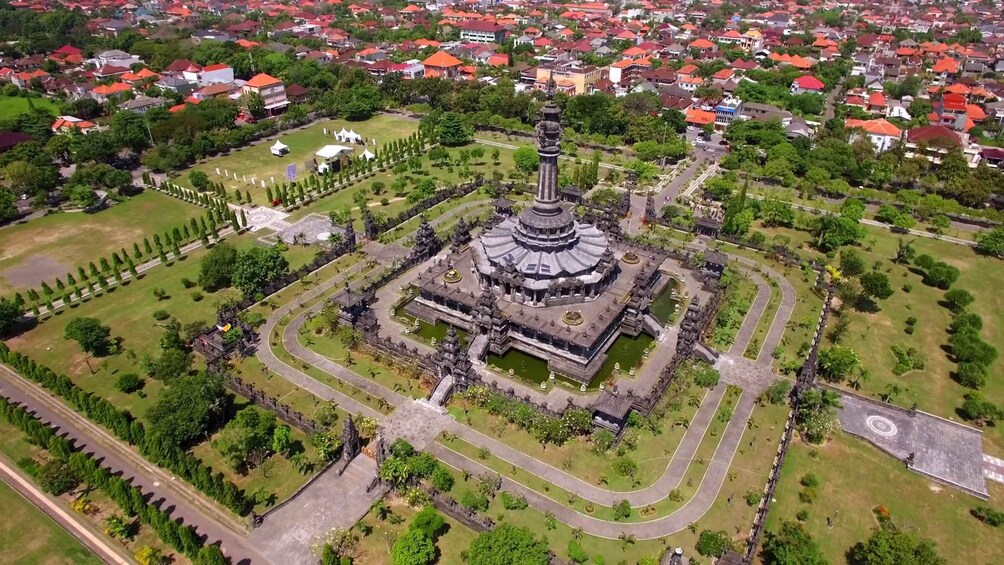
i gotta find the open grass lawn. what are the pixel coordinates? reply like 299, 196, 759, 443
0, 421, 184, 565
0, 94, 59, 119
766, 433, 1004, 565
709, 269, 758, 351
5, 230, 319, 420
724, 220, 1004, 450
174, 115, 419, 206
0, 191, 203, 295
445, 381, 705, 492
353, 495, 479, 565
0, 480, 103, 565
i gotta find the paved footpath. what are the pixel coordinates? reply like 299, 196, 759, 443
257, 193, 800, 541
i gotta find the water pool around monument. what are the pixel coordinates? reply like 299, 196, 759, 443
485, 332, 655, 391
649, 275, 682, 325
396, 311, 469, 345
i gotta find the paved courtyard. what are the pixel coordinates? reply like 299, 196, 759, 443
259, 213, 344, 246
381, 399, 452, 451
250, 457, 386, 565
837, 392, 988, 499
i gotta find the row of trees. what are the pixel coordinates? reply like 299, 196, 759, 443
457, 385, 594, 447
0, 342, 250, 513
2, 207, 238, 325
0, 394, 230, 564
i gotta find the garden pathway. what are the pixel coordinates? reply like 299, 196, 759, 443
257, 190, 802, 541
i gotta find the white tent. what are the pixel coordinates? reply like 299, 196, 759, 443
315, 144, 352, 161
317, 161, 331, 174
361, 149, 375, 161
270, 140, 289, 156
345, 130, 362, 143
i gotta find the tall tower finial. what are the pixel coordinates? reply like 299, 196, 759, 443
546, 75, 556, 100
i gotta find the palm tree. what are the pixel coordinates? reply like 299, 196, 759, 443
571, 527, 584, 540
618, 532, 636, 551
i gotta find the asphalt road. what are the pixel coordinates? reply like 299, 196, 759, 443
0, 368, 266, 564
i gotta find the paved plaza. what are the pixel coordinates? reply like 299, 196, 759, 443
381, 399, 452, 451
259, 213, 344, 246
837, 391, 988, 499
250, 457, 386, 565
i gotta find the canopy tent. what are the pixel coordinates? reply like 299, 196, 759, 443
270, 140, 289, 156
336, 128, 362, 143
315, 144, 353, 161
317, 161, 331, 174
360, 149, 375, 161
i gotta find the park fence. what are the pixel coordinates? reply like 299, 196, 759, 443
742, 278, 833, 563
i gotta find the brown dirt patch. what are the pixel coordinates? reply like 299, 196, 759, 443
2, 255, 69, 290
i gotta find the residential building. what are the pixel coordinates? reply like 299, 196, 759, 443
422, 50, 463, 79
904, 125, 980, 168
52, 116, 101, 135
242, 73, 288, 113
535, 62, 602, 95
714, 97, 743, 129
790, 75, 825, 95
458, 20, 505, 44
845, 118, 902, 152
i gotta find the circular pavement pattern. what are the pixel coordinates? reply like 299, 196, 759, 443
865, 415, 898, 438
316, 231, 330, 241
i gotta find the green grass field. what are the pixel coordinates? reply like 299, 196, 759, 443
5, 231, 317, 420
0, 95, 59, 119
767, 433, 1004, 564
741, 220, 1004, 453
174, 115, 419, 205
0, 191, 204, 295
0, 480, 103, 565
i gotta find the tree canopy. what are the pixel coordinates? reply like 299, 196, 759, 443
466, 524, 549, 565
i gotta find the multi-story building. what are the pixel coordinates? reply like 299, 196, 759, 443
534, 62, 602, 95
242, 73, 288, 114
458, 21, 505, 44
714, 97, 743, 129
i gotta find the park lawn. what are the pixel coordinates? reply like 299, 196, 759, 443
0, 191, 204, 295
444, 380, 704, 492
291, 142, 516, 230
744, 273, 782, 360
0, 94, 59, 119
0, 481, 104, 565
191, 406, 321, 514
5, 231, 312, 420
732, 220, 1004, 451
0, 421, 184, 565
352, 494, 479, 565
173, 115, 418, 206
306, 330, 429, 400
819, 225, 1004, 453
708, 269, 758, 351
766, 433, 1004, 565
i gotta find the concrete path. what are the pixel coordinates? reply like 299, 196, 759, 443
444, 385, 726, 506
430, 393, 756, 540
250, 457, 387, 565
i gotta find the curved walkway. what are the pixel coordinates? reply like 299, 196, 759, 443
258, 197, 797, 539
